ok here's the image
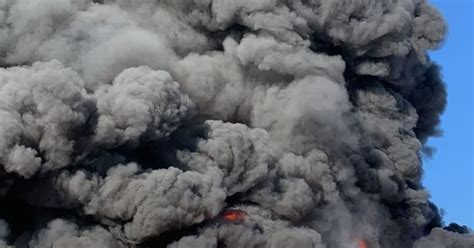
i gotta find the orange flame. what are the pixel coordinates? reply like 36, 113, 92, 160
357, 240, 368, 248
223, 210, 247, 222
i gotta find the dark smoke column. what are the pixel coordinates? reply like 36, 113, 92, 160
0, 0, 472, 247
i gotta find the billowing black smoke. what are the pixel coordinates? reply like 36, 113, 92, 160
0, 0, 472, 247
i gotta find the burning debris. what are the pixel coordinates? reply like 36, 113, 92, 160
0, 0, 471, 247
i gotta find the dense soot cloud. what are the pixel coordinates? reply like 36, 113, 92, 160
0, 0, 472, 247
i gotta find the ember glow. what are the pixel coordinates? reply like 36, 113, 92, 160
223, 210, 247, 222
358, 240, 368, 248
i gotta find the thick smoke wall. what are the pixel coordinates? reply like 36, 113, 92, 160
0, 0, 471, 247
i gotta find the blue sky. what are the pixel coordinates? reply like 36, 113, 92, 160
423, 0, 473, 228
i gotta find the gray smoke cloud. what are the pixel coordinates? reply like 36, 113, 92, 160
0, 219, 10, 247
28, 219, 126, 248
414, 228, 474, 248
0, 0, 471, 247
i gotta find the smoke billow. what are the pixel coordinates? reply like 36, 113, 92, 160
0, 0, 471, 247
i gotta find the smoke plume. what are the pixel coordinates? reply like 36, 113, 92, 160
0, 0, 471, 247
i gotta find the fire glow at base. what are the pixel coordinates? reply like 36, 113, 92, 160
357, 240, 368, 248
222, 210, 247, 223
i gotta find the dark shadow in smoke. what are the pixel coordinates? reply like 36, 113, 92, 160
0, 179, 35, 243
208, 24, 250, 51
225, 193, 259, 207
381, 199, 442, 242
111, 118, 210, 171
309, 32, 447, 150
444, 223, 470, 234
0, 175, 97, 244
309, 33, 345, 57
0, 168, 14, 196
423, 202, 444, 235
78, 117, 210, 174
407, 64, 447, 145
0, 63, 31, 69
